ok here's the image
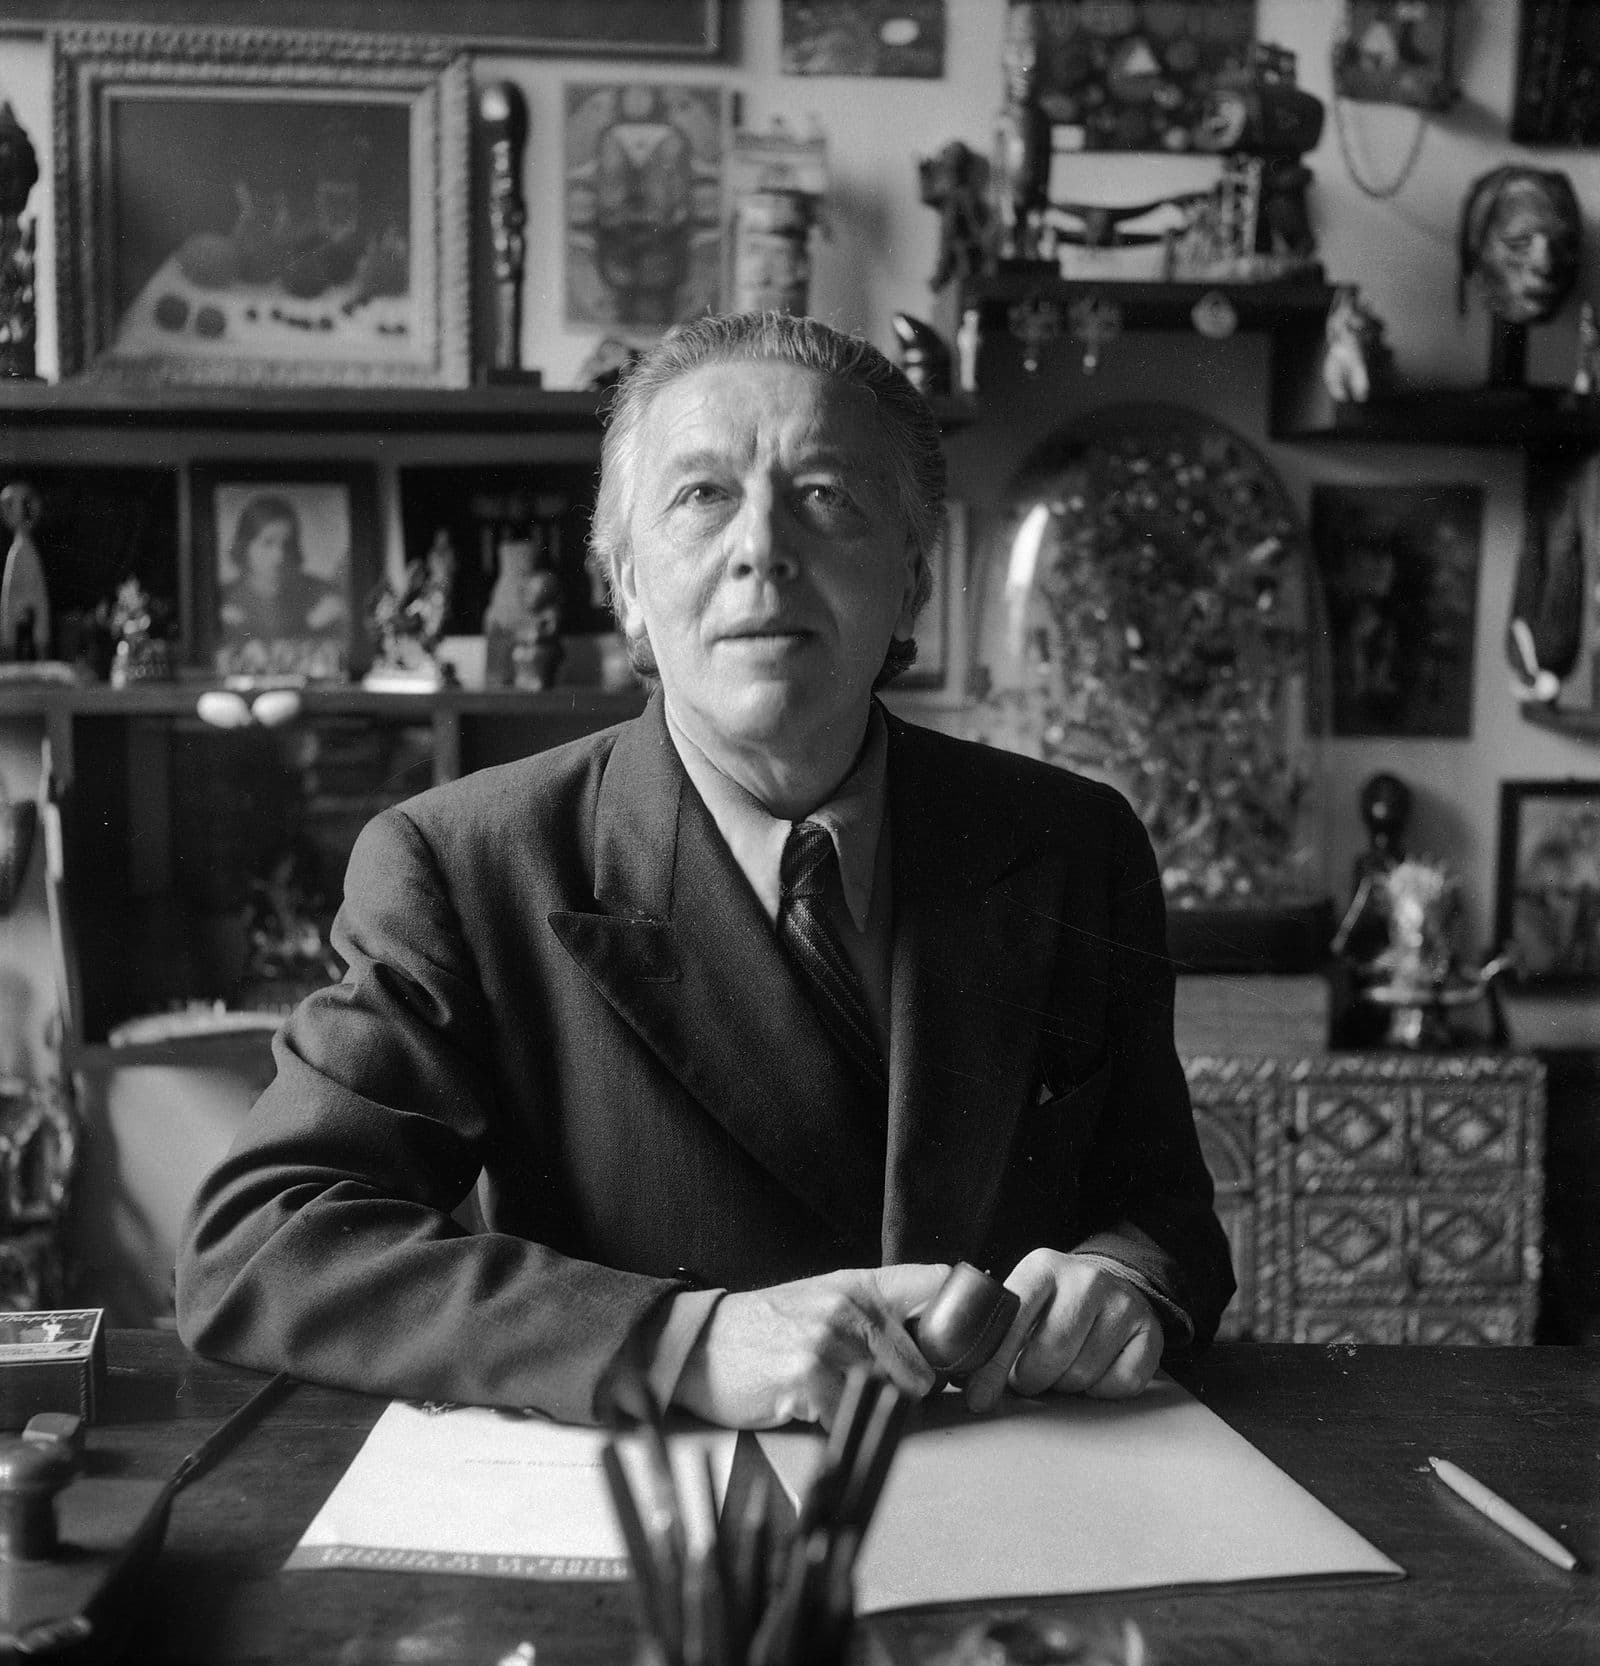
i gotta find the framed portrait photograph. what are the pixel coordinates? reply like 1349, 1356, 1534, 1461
1494, 780, 1600, 985
191, 462, 381, 681
897, 500, 971, 698
52, 26, 470, 387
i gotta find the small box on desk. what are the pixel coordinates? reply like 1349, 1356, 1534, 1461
0, 1309, 105, 1427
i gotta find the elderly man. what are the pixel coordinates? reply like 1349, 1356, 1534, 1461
177, 312, 1233, 1429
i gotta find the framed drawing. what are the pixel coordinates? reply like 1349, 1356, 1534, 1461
52, 26, 471, 387
1311, 484, 1481, 739
1495, 780, 1600, 984
16, 3, 723, 56
898, 500, 970, 697
564, 82, 725, 330
190, 461, 381, 681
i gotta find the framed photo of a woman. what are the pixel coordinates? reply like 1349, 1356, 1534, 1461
192, 463, 380, 680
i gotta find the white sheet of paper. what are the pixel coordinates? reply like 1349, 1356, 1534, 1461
757, 1376, 1403, 1612
285, 1402, 737, 1580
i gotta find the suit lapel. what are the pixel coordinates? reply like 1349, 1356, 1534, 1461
549, 695, 886, 1250
881, 716, 1066, 1265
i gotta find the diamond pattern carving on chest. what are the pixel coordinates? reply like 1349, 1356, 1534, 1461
1422, 1098, 1512, 1165
1304, 1204, 1395, 1274
1304, 1094, 1401, 1166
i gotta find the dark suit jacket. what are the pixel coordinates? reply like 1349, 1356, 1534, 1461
176, 695, 1233, 1422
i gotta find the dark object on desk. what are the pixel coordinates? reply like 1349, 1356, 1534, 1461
0, 1309, 105, 1429
912, 1262, 1019, 1385
0, 1367, 292, 1664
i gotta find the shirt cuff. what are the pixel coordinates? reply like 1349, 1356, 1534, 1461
1064, 1251, 1195, 1350
647, 1286, 726, 1411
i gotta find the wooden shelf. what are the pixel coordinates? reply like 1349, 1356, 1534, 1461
0, 381, 609, 433
961, 274, 1337, 331
0, 678, 646, 721
0, 381, 979, 435
1280, 386, 1600, 450
1520, 703, 1600, 741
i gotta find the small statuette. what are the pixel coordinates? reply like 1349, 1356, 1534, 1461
479, 81, 530, 381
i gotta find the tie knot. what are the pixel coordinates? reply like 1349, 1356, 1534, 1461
781, 821, 836, 902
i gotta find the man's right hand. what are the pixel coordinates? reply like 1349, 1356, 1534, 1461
672, 1263, 950, 1429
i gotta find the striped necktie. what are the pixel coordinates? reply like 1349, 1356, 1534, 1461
777, 820, 885, 1087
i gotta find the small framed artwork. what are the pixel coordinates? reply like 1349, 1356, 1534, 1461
564, 82, 725, 330
1310, 484, 1482, 739
1495, 781, 1600, 985
898, 500, 971, 699
781, 2, 946, 78
190, 462, 381, 681
52, 26, 471, 386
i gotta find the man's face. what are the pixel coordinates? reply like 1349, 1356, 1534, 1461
616, 358, 919, 763
1479, 178, 1579, 325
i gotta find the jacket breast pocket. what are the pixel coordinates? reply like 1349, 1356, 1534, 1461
1010, 1061, 1112, 1208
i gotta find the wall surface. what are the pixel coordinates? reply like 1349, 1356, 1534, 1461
1, 0, 1597, 991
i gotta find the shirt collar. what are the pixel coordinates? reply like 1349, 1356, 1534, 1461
662, 701, 889, 931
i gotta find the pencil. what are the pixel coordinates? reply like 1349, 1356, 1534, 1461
1428, 1456, 1579, 1572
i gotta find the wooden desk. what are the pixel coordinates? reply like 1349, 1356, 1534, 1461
79, 1334, 1596, 1666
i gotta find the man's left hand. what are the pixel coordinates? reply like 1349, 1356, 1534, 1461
961, 1249, 1162, 1413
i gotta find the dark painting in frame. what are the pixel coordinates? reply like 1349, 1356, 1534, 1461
52, 25, 471, 387
190, 460, 381, 681
1027, 0, 1256, 153
1495, 780, 1600, 985
1511, 0, 1600, 146
10, 3, 723, 56
1310, 483, 1481, 739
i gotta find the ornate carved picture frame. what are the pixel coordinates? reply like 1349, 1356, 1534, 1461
53, 26, 471, 387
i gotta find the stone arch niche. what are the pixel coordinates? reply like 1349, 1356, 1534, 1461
973, 401, 1331, 969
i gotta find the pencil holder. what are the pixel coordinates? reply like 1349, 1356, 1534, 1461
603, 1368, 907, 1666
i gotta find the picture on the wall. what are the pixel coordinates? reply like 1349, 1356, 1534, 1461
1311, 484, 1482, 739
1495, 781, 1600, 984
1512, 0, 1600, 146
564, 82, 725, 330
780, 2, 946, 78
53, 28, 470, 387
191, 462, 380, 680
1028, 0, 1256, 153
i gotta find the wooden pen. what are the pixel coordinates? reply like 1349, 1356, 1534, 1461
1428, 1456, 1579, 1572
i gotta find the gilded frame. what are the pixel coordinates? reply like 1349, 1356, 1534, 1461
52, 25, 471, 387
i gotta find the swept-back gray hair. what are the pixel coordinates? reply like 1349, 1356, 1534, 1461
589, 311, 945, 684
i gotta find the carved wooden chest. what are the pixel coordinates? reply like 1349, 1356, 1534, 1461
1186, 1053, 1546, 1344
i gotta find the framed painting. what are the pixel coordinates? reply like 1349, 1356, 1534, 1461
1512, 0, 1600, 146
190, 461, 381, 681
780, 2, 946, 78
52, 26, 471, 387
898, 499, 971, 697
1495, 780, 1600, 985
1310, 484, 1482, 739
14, 3, 723, 56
